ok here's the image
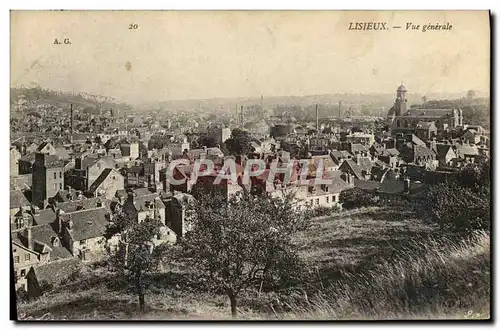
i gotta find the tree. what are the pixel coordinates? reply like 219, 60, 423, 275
107, 214, 170, 312
198, 135, 218, 148
224, 129, 254, 156
339, 187, 378, 209
421, 95, 427, 105
178, 191, 310, 318
466, 89, 476, 100
413, 160, 490, 233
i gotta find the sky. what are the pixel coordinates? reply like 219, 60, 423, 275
10, 10, 490, 104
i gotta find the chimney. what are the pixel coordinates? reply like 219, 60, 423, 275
404, 177, 410, 193
70, 103, 74, 135
127, 192, 135, 203
316, 104, 319, 133
25, 227, 33, 250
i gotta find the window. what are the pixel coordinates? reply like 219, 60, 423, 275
59, 183, 63, 190
20, 269, 26, 277
54, 183, 57, 191
25, 254, 30, 261
54, 172, 57, 179
316, 198, 319, 206
21, 284, 25, 291
59, 171, 62, 179
80, 239, 86, 245
14, 256, 19, 264
326, 196, 330, 204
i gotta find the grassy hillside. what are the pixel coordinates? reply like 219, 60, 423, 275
16, 207, 490, 320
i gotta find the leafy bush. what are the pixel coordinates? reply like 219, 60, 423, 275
340, 188, 378, 209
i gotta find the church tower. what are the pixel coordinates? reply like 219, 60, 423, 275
394, 83, 408, 116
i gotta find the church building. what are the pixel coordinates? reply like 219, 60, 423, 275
387, 84, 463, 135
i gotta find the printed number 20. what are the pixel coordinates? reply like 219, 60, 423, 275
129, 24, 138, 30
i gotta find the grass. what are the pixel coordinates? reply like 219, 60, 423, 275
16, 207, 490, 320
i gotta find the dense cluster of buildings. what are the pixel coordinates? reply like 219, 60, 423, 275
10, 84, 490, 297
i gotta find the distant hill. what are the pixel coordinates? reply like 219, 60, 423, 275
10, 86, 133, 115
137, 91, 478, 118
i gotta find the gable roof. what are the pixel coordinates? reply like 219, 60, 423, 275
340, 159, 364, 180
30, 257, 82, 285
57, 198, 111, 213
414, 145, 436, 158
87, 168, 122, 194
10, 190, 30, 209
31, 208, 56, 226
62, 208, 110, 241
17, 225, 72, 260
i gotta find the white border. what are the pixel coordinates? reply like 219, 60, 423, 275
2, 1, 498, 329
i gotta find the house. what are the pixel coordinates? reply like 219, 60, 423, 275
36, 141, 57, 155
56, 207, 111, 262
415, 121, 438, 141
10, 190, 31, 230
10, 147, 21, 177
434, 144, 457, 167
16, 225, 73, 262
378, 148, 400, 169
26, 258, 82, 297
123, 191, 166, 224
32, 153, 66, 208
12, 237, 40, 292
86, 168, 125, 200
68, 155, 117, 191
120, 139, 139, 160
164, 192, 195, 238
399, 144, 437, 169
339, 159, 371, 180
311, 155, 338, 172
18, 153, 36, 174
304, 170, 353, 209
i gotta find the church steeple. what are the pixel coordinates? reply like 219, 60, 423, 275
394, 83, 408, 116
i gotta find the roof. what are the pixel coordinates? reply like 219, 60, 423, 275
404, 109, 454, 118
416, 121, 436, 130
131, 195, 166, 212
31, 208, 56, 226
19, 152, 36, 164
87, 168, 121, 194
30, 257, 82, 285
19, 225, 72, 260
52, 190, 80, 203
455, 145, 479, 158
397, 84, 407, 92
435, 144, 455, 158
381, 148, 400, 157
357, 157, 373, 172
350, 143, 368, 153
340, 159, 364, 180
10, 190, 30, 209
354, 178, 381, 191
57, 198, 111, 213
44, 155, 65, 168
62, 208, 110, 241
414, 145, 436, 158
323, 170, 352, 193
36, 141, 53, 152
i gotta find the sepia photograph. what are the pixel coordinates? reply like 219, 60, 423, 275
9, 10, 491, 321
